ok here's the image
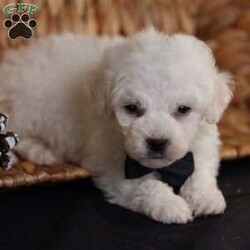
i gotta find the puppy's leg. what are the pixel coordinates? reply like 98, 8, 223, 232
14, 137, 60, 165
95, 175, 193, 224
180, 126, 226, 217
180, 170, 226, 217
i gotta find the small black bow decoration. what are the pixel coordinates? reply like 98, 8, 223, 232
0, 113, 19, 170
125, 152, 194, 193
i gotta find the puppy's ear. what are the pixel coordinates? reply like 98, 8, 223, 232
88, 65, 113, 116
205, 71, 234, 124
88, 39, 127, 116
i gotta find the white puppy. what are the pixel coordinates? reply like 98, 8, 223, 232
0, 29, 233, 224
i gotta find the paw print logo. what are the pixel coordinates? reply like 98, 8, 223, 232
3, 13, 37, 40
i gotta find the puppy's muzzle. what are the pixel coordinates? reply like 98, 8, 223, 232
146, 138, 168, 158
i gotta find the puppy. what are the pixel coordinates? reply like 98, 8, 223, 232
0, 29, 233, 224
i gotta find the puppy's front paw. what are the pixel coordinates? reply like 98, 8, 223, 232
148, 194, 193, 224
181, 180, 226, 217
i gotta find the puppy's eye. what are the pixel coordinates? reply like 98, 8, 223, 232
124, 104, 138, 114
177, 105, 191, 114
124, 104, 144, 117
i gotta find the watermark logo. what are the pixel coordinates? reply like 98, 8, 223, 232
2, 3, 39, 40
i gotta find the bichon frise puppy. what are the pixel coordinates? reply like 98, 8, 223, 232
0, 29, 233, 224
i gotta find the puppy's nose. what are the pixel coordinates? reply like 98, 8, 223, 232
146, 138, 168, 153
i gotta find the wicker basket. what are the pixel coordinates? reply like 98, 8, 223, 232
0, 0, 249, 188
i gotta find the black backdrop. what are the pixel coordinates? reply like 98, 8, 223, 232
0, 158, 249, 250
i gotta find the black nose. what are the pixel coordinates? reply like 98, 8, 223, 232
146, 138, 168, 153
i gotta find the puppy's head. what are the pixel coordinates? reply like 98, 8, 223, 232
92, 29, 233, 168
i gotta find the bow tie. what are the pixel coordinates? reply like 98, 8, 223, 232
125, 152, 194, 193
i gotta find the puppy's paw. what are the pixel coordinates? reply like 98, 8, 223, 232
148, 194, 193, 224
28, 146, 58, 165
181, 181, 226, 217
15, 138, 59, 166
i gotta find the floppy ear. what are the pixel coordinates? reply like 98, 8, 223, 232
88, 65, 113, 116
88, 40, 127, 116
205, 71, 234, 124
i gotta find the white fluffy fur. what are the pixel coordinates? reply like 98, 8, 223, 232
0, 29, 233, 224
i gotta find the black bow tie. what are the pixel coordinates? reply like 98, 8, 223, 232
125, 152, 194, 193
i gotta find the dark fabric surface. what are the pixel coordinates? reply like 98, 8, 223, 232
0, 158, 249, 250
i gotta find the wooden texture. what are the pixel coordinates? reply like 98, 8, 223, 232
0, 0, 249, 188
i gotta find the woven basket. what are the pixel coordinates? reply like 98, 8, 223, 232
0, 0, 249, 188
